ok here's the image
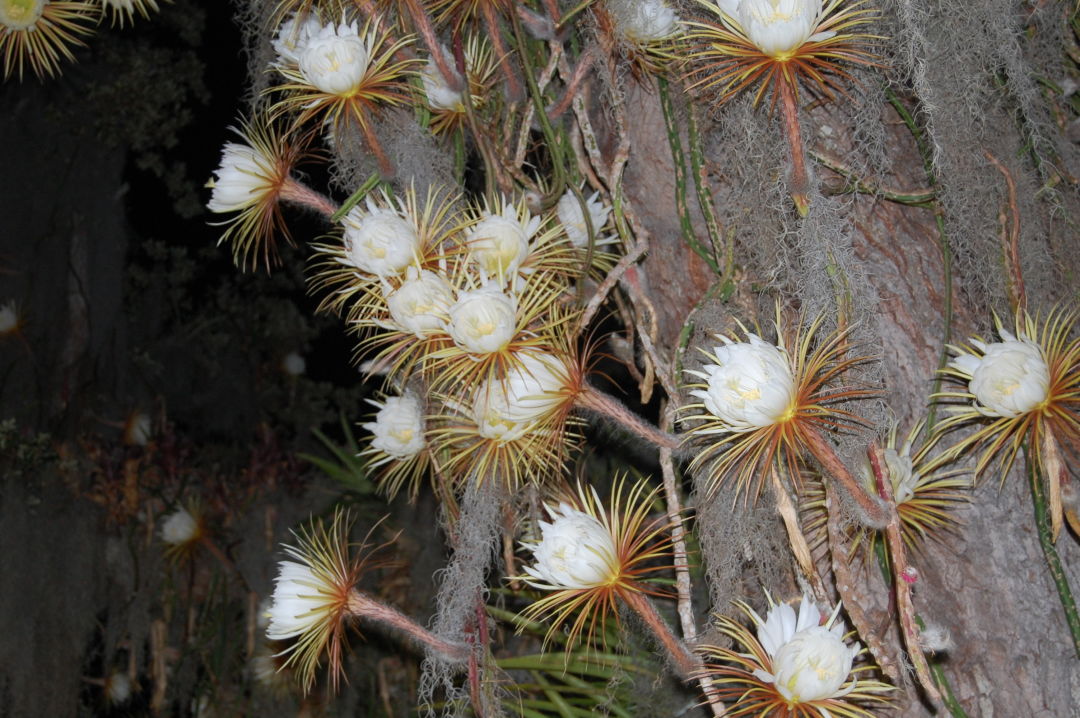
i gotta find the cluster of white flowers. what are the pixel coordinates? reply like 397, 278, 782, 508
522, 502, 619, 590
753, 594, 860, 703
688, 333, 796, 431
950, 329, 1050, 418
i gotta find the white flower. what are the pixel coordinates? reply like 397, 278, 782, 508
556, 190, 611, 248
421, 55, 463, 112
340, 198, 419, 277
273, 11, 322, 65
0, 0, 44, 30
384, 267, 454, 336
161, 507, 201, 546
611, 0, 681, 43
0, 301, 19, 334
464, 202, 540, 280
104, 671, 132, 705
752, 594, 860, 704
249, 649, 278, 687
950, 330, 1050, 418
364, 393, 426, 459
522, 503, 619, 589
299, 20, 370, 95
689, 333, 796, 430
124, 410, 152, 446
266, 560, 338, 641
206, 142, 276, 214
446, 284, 517, 354
473, 350, 569, 442
724, 0, 833, 58
282, 351, 306, 376
861, 445, 917, 504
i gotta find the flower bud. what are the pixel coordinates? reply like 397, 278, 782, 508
421, 56, 463, 112
273, 11, 321, 65
690, 333, 796, 430
612, 0, 681, 43
522, 503, 619, 589
770, 625, 856, 702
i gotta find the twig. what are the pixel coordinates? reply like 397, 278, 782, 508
778, 79, 810, 216
803, 427, 887, 527
983, 150, 1026, 312
769, 466, 828, 601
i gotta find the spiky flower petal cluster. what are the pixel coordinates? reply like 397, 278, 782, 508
937, 307, 1080, 480
100, 0, 160, 27
472, 349, 572, 443
556, 189, 613, 250
681, 312, 870, 500
516, 477, 675, 650
1, 0, 98, 81
298, 19, 370, 95
340, 198, 421, 278
273, 10, 321, 65
363, 393, 427, 459
698, 594, 891, 716
612, 0, 682, 44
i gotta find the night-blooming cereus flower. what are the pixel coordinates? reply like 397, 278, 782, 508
100, 0, 160, 27
698, 593, 891, 716
718, 0, 832, 59
282, 351, 306, 376
363, 393, 426, 460
614, 0, 681, 43
689, 333, 796, 430
0, 0, 97, 80
298, 20, 371, 95
273, 10, 321, 65
472, 350, 570, 442
556, 190, 611, 249
206, 142, 276, 214
421, 55, 463, 111
339, 198, 419, 278
446, 284, 517, 355
464, 201, 540, 281
938, 307, 1080, 482
161, 506, 202, 546
681, 312, 871, 500
523, 503, 620, 590
948, 331, 1049, 419
516, 478, 675, 651
384, 267, 454, 337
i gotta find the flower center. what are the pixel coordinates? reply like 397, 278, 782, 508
1, 0, 44, 29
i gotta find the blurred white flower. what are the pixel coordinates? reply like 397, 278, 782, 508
612, 0, 681, 43
124, 409, 153, 446
282, 351, 306, 376
465, 202, 540, 280
556, 190, 611, 248
104, 671, 132, 705
950, 330, 1050, 418
421, 55, 463, 111
752, 594, 860, 704
206, 142, 276, 214
161, 507, 201, 546
385, 267, 454, 336
689, 333, 796, 430
446, 284, 517, 354
472, 350, 569, 442
340, 199, 419, 277
522, 503, 619, 590
273, 11, 321, 65
299, 20, 370, 95
363, 393, 426, 459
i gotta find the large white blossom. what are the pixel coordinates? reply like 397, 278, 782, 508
522, 503, 619, 590
206, 142, 275, 214
446, 284, 517, 354
340, 199, 419, 277
273, 11, 322, 65
421, 55, 463, 112
161, 507, 201, 546
715, 0, 834, 58
472, 350, 569, 442
363, 393, 426, 459
556, 190, 611, 249
299, 20, 370, 95
752, 594, 860, 704
688, 333, 796, 430
464, 202, 540, 281
950, 330, 1050, 418
611, 0, 681, 43
384, 267, 454, 336
266, 561, 338, 641
0, 0, 44, 30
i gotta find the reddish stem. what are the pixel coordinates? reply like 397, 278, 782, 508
576, 385, 679, 449
802, 426, 887, 527
778, 78, 810, 217
620, 590, 698, 678
347, 591, 469, 662
401, 0, 464, 92
481, 1, 522, 102
280, 178, 338, 220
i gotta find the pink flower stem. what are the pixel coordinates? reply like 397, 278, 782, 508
347, 590, 469, 663
576, 385, 679, 449
802, 426, 887, 527
401, 0, 464, 92
620, 590, 699, 679
280, 178, 339, 221
777, 78, 810, 217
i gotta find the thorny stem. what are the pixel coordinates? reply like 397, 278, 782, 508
686, 96, 729, 279
401, 0, 464, 93
802, 426, 887, 527
868, 443, 943, 709
575, 385, 679, 449
769, 466, 827, 602
280, 178, 338, 220
619, 590, 698, 679
347, 590, 470, 663
984, 150, 1027, 313
777, 79, 810, 217
1025, 443, 1080, 659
